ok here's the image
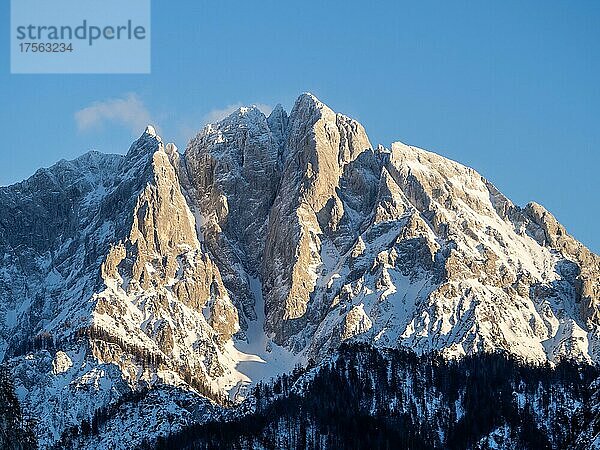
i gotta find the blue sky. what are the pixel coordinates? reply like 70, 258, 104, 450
1, 1, 598, 252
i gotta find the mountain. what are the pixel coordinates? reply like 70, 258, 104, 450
0, 94, 598, 449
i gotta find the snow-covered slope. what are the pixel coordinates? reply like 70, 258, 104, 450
0, 94, 598, 448
300, 140, 599, 364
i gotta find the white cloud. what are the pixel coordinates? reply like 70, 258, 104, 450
202, 102, 273, 125
75, 93, 154, 136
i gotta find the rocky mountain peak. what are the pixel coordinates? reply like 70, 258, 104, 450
144, 124, 158, 137
124, 126, 163, 163
268, 103, 287, 119
292, 92, 327, 113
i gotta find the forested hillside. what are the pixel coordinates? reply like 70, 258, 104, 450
0, 365, 37, 450
154, 344, 598, 450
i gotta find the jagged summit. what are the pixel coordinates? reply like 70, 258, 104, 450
294, 92, 326, 110
144, 124, 158, 137
269, 103, 286, 117
1, 94, 598, 449
228, 104, 265, 121
202, 103, 280, 135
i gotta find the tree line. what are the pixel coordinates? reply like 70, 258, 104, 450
152, 343, 598, 449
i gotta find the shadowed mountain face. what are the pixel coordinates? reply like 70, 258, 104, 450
0, 95, 598, 449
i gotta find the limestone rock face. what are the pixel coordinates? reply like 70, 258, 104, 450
184, 107, 283, 332
342, 305, 373, 341
262, 94, 373, 345
51, 351, 72, 375
524, 202, 600, 324
95, 131, 240, 387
